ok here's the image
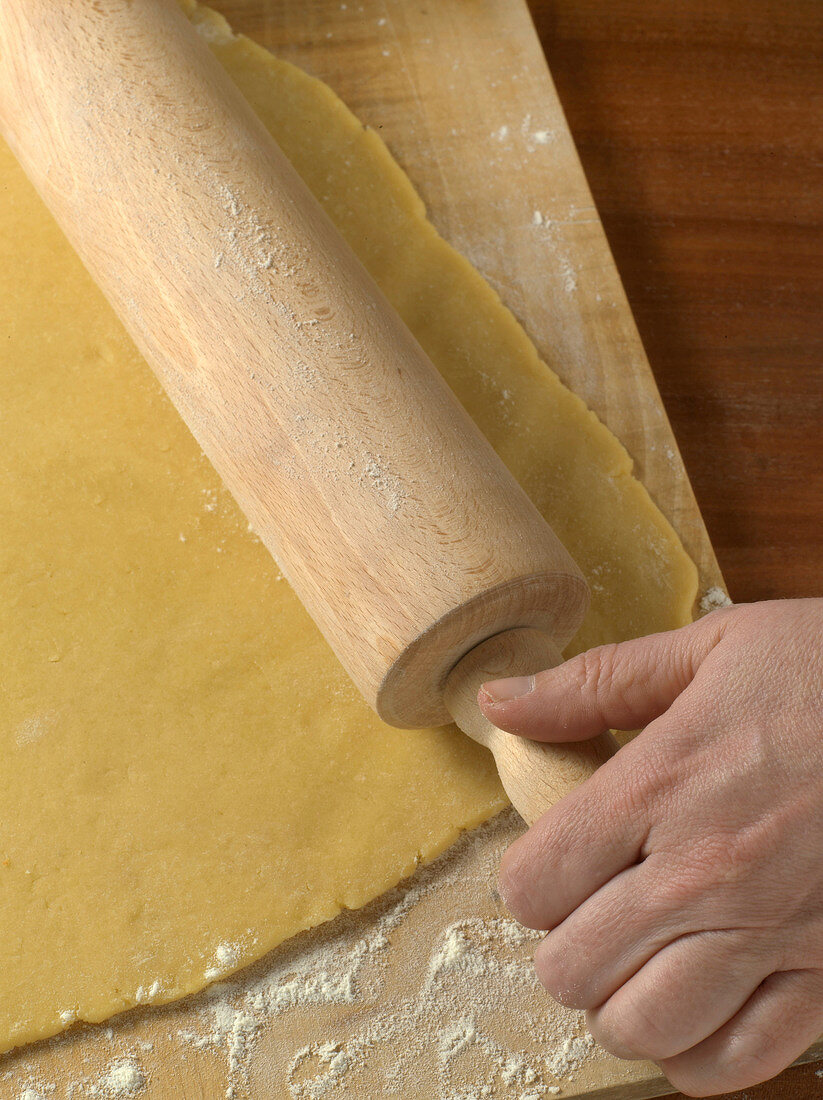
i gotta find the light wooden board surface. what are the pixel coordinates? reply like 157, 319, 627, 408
3, 1, 819, 1098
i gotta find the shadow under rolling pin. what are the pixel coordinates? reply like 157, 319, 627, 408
0, 0, 617, 827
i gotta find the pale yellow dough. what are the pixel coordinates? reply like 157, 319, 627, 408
0, 2, 697, 1054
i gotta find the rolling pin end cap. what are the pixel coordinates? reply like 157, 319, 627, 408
375, 571, 589, 728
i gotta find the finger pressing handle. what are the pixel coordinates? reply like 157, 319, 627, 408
479, 612, 732, 744
444, 628, 617, 826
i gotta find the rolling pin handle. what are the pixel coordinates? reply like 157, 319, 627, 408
444, 628, 618, 827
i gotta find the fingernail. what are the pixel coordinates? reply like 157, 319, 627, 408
480, 675, 534, 702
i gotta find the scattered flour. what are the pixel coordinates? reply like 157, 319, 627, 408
94, 1061, 145, 1097
15, 713, 57, 748
519, 114, 556, 153
0, 815, 604, 1099
529, 210, 578, 293
360, 454, 406, 514
166, 813, 601, 1099
205, 942, 243, 981
33, 1060, 148, 1099
288, 1041, 352, 1099
134, 981, 161, 1005
547, 1034, 598, 1078
187, 4, 236, 45
699, 586, 732, 614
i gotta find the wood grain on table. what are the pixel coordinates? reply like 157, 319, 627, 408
528, 0, 823, 603
528, 2, 823, 1097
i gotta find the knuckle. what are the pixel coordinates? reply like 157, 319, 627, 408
686, 820, 781, 899
572, 641, 651, 731
592, 998, 676, 1062
660, 1063, 724, 1098
654, 852, 716, 909
534, 936, 590, 1008
646, 878, 699, 921
574, 644, 621, 701
587, 1013, 638, 1060
727, 816, 780, 866
663, 1049, 773, 1098
498, 845, 545, 929
733, 1043, 786, 1083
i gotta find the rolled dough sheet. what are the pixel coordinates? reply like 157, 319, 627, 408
0, 0, 697, 1055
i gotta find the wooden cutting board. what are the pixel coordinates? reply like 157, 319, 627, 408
2, 2, 820, 1098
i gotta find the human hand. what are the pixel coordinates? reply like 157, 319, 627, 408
478, 598, 823, 1096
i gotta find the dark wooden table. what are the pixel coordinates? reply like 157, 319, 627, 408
527, 3, 822, 1096
529, 0, 823, 605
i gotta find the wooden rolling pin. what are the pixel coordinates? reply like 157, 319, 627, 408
0, 0, 616, 826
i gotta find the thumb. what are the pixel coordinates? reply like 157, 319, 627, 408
478, 610, 732, 742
